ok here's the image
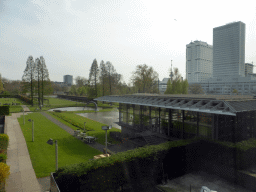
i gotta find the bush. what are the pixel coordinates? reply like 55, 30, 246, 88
0, 162, 10, 183
0, 106, 9, 115
0, 134, 9, 151
0, 154, 7, 163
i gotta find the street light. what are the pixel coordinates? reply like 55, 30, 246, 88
102, 125, 112, 154
28, 119, 34, 142
47, 138, 58, 171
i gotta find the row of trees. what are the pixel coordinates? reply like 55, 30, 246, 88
21, 56, 52, 106
69, 59, 207, 98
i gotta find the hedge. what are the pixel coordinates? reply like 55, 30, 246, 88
0, 162, 10, 183
0, 106, 9, 116
0, 134, 9, 151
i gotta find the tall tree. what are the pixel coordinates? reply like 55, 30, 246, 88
188, 83, 205, 94
22, 56, 36, 106
88, 59, 99, 97
131, 64, 159, 93
39, 56, 51, 105
99, 60, 107, 96
0, 74, 4, 93
165, 67, 186, 94
35, 58, 41, 106
75, 76, 88, 87
105, 61, 116, 95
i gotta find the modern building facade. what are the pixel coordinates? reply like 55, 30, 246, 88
213, 21, 246, 80
186, 40, 213, 83
63, 75, 73, 86
245, 63, 254, 77
159, 78, 169, 94
193, 21, 256, 95
95, 94, 256, 143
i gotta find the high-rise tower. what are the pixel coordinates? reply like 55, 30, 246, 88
213, 21, 245, 79
186, 40, 213, 83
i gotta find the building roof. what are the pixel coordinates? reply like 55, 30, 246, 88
94, 94, 256, 116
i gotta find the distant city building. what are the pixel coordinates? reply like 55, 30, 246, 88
192, 21, 256, 95
159, 78, 169, 94
213, 21, 245, 80
245, 63, 254, 77
63, 75, 73, 86
186, 40, 213, 83
52, 81, 68, 87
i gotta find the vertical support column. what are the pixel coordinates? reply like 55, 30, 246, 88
168, 109, 171, 136
119, 103, 121, 124
149, 106, 152, 132
126, 104, 129, 125
140, 105, 142, 131
216, 114, 218, 140
159, 107, 161, 133
253, 111, 256, 138
197, 112, 199, 137
133, 104, 135, 127
182, 110, 184, 139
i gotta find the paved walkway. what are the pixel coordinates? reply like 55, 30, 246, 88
5, 112, 43, 192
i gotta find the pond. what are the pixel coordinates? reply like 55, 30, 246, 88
48, 106, 103, 111
77, 111, 121, 130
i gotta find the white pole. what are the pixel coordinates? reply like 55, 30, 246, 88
105, 130, 107, 154
55, 140, 58, 171
32, 120, 34, 142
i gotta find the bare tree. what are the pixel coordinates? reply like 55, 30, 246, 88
88, 59, 99, 97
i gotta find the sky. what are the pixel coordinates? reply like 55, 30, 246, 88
1, 0, 256, 86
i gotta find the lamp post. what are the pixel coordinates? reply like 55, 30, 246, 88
28, 119, 34, 142
47, 138, 58, 171
102, 125, 112, 154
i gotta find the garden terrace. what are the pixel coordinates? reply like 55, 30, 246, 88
95, 94, 256, 143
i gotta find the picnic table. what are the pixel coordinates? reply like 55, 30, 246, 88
83, 136, 95, 143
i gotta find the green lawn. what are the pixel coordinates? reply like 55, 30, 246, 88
47, 111, 121, 145
9, 105, 23, 113
17, 112, 102, 178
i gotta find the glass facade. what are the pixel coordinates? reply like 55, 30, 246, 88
118, 103, 256, 142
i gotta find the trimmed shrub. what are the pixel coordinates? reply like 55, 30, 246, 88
0, 134, 9, 151
0, 154, 7, 163
0, 162, 10, 183
0, 106, 9, 115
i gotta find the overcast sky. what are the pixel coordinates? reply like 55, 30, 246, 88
1, 0, 256, 85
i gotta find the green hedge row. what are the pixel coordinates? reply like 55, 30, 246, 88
54, 138, 198, 192
0, 134, 9, 153
0, 106, 9, 116
51, 112, 95, 131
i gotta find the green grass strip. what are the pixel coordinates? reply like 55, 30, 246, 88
17, 112, 102, 178
46, 111, 121, 145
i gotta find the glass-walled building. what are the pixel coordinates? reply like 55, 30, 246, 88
95, 94, 256, 143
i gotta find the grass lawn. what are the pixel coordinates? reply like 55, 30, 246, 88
46, 111, 122, 145
17, 112, 102, 178
9, 105, 23, 113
